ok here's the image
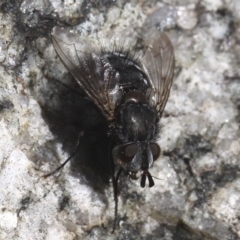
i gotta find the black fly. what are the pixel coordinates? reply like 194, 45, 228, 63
49, 27, 174, 231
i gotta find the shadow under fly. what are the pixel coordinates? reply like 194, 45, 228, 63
47, 26, 175, 231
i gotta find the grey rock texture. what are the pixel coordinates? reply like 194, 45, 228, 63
0, 0, 240, 239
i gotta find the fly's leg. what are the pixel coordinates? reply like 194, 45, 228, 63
112, 167, 123, 233
44, 131, 84, 178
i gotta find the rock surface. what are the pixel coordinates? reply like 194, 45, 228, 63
0, 0, 240, 239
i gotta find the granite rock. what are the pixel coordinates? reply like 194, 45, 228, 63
0, 0, 240, 239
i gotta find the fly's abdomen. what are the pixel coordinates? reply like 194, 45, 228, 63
106, 54, 150, 92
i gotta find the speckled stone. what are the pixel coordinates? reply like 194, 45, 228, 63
0, 0, 240, 239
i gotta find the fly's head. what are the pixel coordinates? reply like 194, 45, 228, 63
112, 140, 161, 187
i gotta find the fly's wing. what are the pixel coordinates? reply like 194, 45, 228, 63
52, 27, 120, 121
143, 32, 174, 119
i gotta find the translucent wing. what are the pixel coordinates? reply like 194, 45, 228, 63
143, 32, 174, 119
52, 27, 120, 121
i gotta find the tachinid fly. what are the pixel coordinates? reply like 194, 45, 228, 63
50, 27, 174, 230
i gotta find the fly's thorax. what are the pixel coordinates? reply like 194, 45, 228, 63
115, 92, 158, 143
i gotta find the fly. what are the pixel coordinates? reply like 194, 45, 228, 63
49, 27, 175, 231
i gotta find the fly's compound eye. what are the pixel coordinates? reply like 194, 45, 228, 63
117, 143, 138, 163
150, 143, 161, 161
